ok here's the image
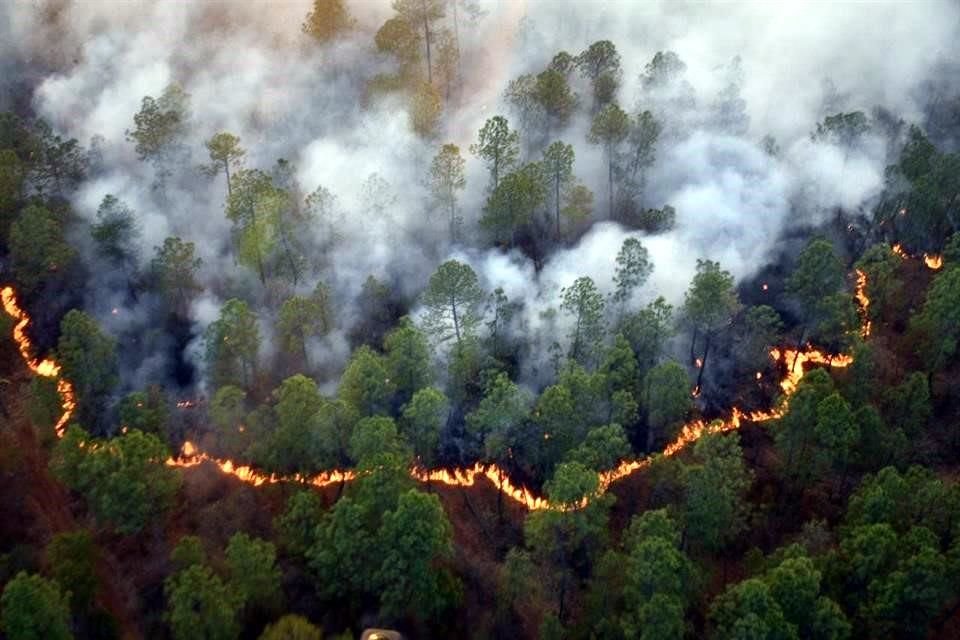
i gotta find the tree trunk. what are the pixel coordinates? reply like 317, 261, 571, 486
557, 570, 568, 622
497, 466, 504, 524
423, 15, 432, 85
791, 326, 806, 372
449, 199, 457, 243
450, 296, 461, 346
555, 172, 561, 237
224, 161, 232, 199
452, 0, 462, 103
277, 224, 302, 285
300, 327, 310, 371
607, 147, 614, 220
689, 326, 699, 365
695, 332, 711, 392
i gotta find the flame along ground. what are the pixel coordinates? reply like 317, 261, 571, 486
0, 247, 942, 512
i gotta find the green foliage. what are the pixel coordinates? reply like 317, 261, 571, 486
612, 238, 652, 311
854, 243, 902, 324
813, 393, 859, 475
302, 0, 353, 42
376, 490, 459, 621
774, 368, 836, 487
683, 432, 751, 553
533, 68, 577, 127
575, 40, 622, 84
625, 110, 661, 205
277, 284, 333, 366
542, 141, 575, 235
684, 259, 740, 336
164, 564, 240, 640
621, 296, 674, 373
911, 265, 960, 371
734, 305, 783, 372
384, 317, 432, 406
338, 345, 394, 417
0, 149, 25, 236
621, 538, 692, 640
28, 120, 88, 194
884, 372, 932, 437
117, 387, 169, 437
308, 495, 381, 601
8, 204, 75, 295
525, 461, 613, 620
814, 111, 870, 147
313, 398, 360, 468
349, 416, 407, 465
787, 238, 846, 332
225, 169, 284, 284
374, 16, 421, 70
470, 115, 519, 189
150, 236, 203, 316
203, 132, 245, 183
205, 299, 260, 389
51, 426, 179, 534
560, 276, 606, 366
208, 385, 249, 458
400, 386, 447, 467
127, 84, 190, 161
57, 310, 118, 431
225, 533, 282, 613
643, 361, 691, 451
420, 259, 486, 347
170, 536, 207, 572
91, 195, 139, 270
27, 376, 63, 442
258, 375, 324, 476
834, 523, 951, 637
466, 372, 531, 461
259, 614, 323, 640
275, 491, 323, 557
709, 578, 798, 640
429, 143, 466, 241
634, 204, 676, 234
481, 162, 546, 244
844, 466, 958, 540
588, 103, 630, 217
46, 531, 98, 611
567, 423, 630, 471
641, 51, 686, 90
0, 572, 73, 640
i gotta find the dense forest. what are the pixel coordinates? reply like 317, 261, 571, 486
1, 1, 960, 638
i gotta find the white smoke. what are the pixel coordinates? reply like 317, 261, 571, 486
3, 0, 957, 391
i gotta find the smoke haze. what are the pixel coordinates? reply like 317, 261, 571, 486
3, 0, 958, 392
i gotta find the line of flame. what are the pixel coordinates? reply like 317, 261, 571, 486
1, 287, 76, 437
0, 258, 893, 514
892, 243, 943, 271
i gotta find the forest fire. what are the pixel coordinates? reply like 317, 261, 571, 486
0, 283, 858, 513
855, 269, 871, 337
1, 286, 76, 437
0, 253, 897, 514
924, 254, 943, 270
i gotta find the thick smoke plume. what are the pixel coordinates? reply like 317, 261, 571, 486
2, 0, 958, 394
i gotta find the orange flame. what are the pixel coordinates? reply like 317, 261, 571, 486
855, 269, 871, 338
923, 254, 943, 270
1, 287, 76, 437
892, 243, 908, 258
0, 278, 866, 514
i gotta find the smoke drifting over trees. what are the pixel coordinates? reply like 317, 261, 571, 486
3, 0, 956, 396
3, 1, 960, 638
